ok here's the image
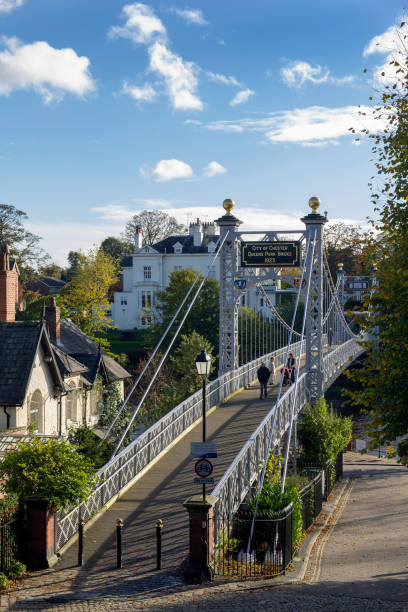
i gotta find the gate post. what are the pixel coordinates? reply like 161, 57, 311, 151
302, 197, 327, 403
183, 494, 218, 579
216, 199, 242, 376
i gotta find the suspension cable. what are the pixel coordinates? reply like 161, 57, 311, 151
257, 284, 304, 339
109, 231, 230, 458
246, 231, 313, 552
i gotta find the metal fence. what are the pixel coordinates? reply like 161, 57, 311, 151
302, 452, 343, 501
299, 472, 323, 532
55, 342, 302, 552
212, 506, 293, 578
0, 517, 18, 573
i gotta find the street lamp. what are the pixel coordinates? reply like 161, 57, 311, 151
195, 349, 212, 443
195, 348, 212, 582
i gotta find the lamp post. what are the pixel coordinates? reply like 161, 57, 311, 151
195, 348, 212, 581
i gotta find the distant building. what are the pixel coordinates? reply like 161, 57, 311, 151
111, 219, 279, 330
0, 243, 130, 436
26, 276, 66, 296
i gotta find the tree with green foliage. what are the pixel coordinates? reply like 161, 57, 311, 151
68, 426, 112, 470
0, 204, 49, 282
324, 222, 372, 278
59, 248, 118, 349
100, 237, 131, 263
122, 210, 185, 246
0, 437, 97, 509
297, 398, 352, 466
66, 250, 87, 280
346, 21, 408, 448
98, 381, 133, 446
154, 268, 219, 351
39, 263, 66, 280
170, 331, 214, 396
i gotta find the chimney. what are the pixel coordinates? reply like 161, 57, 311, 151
135, 225, 143, 250
0, 243, 18, 323
46, 297, 60, 341
190, 218, 203, 247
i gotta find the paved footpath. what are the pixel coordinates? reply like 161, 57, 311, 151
6, 451, 408, 610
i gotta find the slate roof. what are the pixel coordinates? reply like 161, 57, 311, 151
53, 319, 130, 384
0, 318, 130, 406
0, 321, 63, 406
39, 277, 66, 289
121, 255, 133, 267
153, 234, 219, 254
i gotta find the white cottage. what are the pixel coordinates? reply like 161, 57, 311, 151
0, 243, 130, 436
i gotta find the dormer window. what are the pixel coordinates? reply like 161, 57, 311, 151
173, 241, 183, 254
207, 241, 216, 253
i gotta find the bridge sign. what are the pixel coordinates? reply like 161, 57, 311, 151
241, 241, 300, 268
194, 477, 214, 485
190, 442, 217, 458
195, 458, 213, 478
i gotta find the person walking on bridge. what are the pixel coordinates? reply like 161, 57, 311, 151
287, 352, 296, 383
257, 362, 270, 399
269, 355, 276, 385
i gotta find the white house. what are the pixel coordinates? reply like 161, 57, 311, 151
0, 243, 130, 437
111, 219, 279, 330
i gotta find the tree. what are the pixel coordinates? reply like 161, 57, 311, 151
170, 331, 215, 396
154, 268, 219, 351
122, 210, 185, 246
100, 237, 131, 263
0, 437, 97, 509
346, 25, 408, 447
66, 250, 86, 281
0, 204, 49, 282
39, 263, 66, 280
324, 222, 371, 279
59, 248, 118, 348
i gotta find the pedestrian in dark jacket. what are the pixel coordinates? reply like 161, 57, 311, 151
287, 353, 296, 383
257, 362, 270, 399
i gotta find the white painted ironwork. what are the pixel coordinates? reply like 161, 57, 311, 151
54, 343, 301, 552
211, 337, 364, 518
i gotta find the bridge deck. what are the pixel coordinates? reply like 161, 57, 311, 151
57, 362, 306, 576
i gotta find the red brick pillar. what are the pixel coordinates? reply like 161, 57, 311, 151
183, 494, 217, 579
26, 500, 58, 569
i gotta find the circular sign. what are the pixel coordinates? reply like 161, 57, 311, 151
195, 458, 213, 478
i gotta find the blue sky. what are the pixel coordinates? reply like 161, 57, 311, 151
0, 0, 406, 263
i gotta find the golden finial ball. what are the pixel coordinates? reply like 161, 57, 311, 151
223, 198, 235, 216
337, 262, 344, 271
308, 196, 321, 214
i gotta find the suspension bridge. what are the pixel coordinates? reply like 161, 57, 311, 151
52, 197, 367, 576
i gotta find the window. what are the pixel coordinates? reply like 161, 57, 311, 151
208, 265, 216, 279
29, 390, 43, 433
141, 290, 152, 308
65, 382, 77, 425
120, 298, 127, 305
143, 266, 152, 280
174, 265, 183, 271
260, 298, 264, 307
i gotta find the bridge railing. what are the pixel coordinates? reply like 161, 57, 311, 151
54, 341, 302, 552
211, 337, 364, 519
211, 373, 308, 517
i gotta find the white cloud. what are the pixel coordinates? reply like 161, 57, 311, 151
229, 88, 255, 106
148, 42, 203, 110
109, 3, 166, 44
206, 71, 242, 87
121, 80, 157, 102
281, 61, 355, 89
171, 8, 208, 26
0, 36, 95, 102
203, 161, 227, 177
0, 0, 24, 13
203, 105, 388, 145
150, 158, 194, 181
363, 21, 408, 85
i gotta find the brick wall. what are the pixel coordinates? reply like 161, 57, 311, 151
0, 268, 18, 322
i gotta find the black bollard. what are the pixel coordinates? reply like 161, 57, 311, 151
156, 519, 163, 570
116, 519, 123, 569
78, 519, 84, 567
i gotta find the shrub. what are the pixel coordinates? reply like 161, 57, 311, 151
298, 398, 352, 466
7, 561, 26, 579
68, 427, 112, 470
247, 480, 304, 549
0, 573, 9, 590
0, 493, 18, 521
0, 437, 98, 509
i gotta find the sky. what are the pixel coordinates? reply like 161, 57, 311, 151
0, 0, 406, 264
